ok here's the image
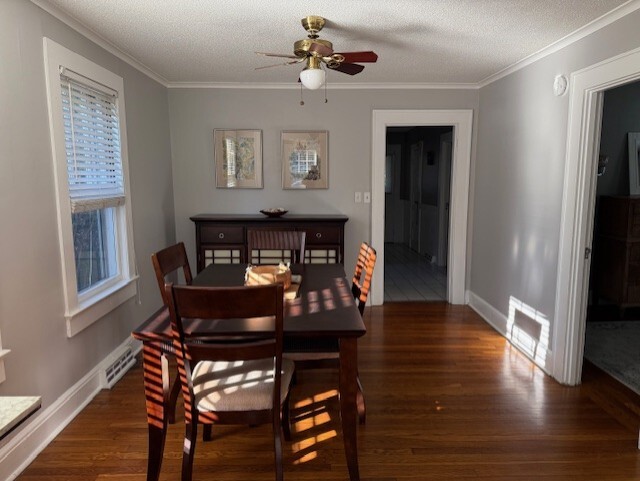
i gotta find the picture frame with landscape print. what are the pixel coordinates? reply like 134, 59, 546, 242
282, 130, 328, 189
214, 129, 263, 189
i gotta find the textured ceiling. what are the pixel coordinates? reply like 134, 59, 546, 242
37, 0, 631, 86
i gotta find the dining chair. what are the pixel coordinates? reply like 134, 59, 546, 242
165, 282, 295, 481
151, 242, 193, 425
152, 242, 193, 304
247, 229, 306, 265
284, 241, 377, 424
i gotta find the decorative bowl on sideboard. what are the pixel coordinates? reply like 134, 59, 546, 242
260, 208, 288, 218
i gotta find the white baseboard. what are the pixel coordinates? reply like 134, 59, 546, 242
0, 337, 141, 481
467, 291, 510, 334
467, 291, 553, 377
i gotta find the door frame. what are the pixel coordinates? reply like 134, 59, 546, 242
371, 110, 473, 306
438, 131, 453, 267
554, 46, 640, 385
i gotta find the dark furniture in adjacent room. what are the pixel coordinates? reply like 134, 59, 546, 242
596, 195, 640, 310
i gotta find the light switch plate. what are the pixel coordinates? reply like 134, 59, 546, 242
355, 192, 362, 203
364, 192, 371, 203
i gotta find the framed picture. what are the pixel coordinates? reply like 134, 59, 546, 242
282, 130, 328, 189
214, 129, 263, 189
629, 132, 640, 195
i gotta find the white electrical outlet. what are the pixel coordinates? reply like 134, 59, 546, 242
355, 192, 362, 203
364, 192, 371, 203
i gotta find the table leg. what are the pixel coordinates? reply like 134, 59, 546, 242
142, 342, 170, 481
339, 337, 360, 481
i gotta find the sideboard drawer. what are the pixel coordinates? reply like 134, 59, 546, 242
200, 225, 244, 244
304, 226, 341, 245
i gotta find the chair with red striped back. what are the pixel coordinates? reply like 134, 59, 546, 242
284, 241, 377, 424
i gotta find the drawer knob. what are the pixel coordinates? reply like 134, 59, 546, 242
218, 233, 225, 239
316, 232, 322, 239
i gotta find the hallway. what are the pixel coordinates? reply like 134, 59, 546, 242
384, 242, 447, 302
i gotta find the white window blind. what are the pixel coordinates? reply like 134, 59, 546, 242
60, 68, 125, 214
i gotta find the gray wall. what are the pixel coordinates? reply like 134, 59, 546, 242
167, 88, 478, 271
597, 80, 640, 197
471, 9, 640, 350
0, 0, 174, 414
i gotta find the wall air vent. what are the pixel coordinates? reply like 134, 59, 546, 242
101, 346, 136, 389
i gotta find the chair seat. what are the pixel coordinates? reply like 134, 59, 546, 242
193, 358, 295, 412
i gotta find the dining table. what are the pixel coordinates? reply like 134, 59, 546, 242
132, 262, 366, 481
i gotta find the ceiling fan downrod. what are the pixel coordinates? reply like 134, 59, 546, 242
301, 15, 325, 39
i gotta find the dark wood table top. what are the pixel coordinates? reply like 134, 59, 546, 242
132, 264, 365, 342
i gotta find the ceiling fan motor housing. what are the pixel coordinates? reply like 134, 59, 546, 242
294, 38, 333, 58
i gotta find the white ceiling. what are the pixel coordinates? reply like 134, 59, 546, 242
36, 0, 632, 87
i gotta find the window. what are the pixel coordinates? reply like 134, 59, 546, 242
44, 38, 137, 337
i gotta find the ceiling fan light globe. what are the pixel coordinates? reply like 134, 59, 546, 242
300, 68, 325, 90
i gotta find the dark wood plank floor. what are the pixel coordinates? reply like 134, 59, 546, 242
16, 303, 640, 480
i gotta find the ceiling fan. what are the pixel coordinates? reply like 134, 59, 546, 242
256, 15, 378, 90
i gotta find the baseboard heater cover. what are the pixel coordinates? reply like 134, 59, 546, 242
100, 346, 136, 389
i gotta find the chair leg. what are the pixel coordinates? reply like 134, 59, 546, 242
202, 424, 212, 441
282, 391, 292, 442
356, 375, 366, 424
167, 370, 181, 424
182, 422, 198, 481
273, 409, 284, 481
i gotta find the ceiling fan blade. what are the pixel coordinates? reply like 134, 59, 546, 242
255, 58, 304, 70
309, 41, 333, 57
335, 51, 378, 63
255, 51, 300, 59
330, 62, 365, 75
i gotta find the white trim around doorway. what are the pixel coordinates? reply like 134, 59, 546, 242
371, 110, 474, 306
554, 46, 640, 386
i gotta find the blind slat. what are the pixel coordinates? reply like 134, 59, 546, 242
60, 74, 124, 208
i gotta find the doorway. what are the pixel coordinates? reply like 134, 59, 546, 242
371, 109, 473, 306
554, 46, 640, 386
583, 79, 640, 395
384, 126, 453, 302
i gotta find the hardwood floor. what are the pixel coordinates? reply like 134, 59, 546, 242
16, 303, 640, 480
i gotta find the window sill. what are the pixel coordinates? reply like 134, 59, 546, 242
0, 396, 41, 440
65, 276, 138, 337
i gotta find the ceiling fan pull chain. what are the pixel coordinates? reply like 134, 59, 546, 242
324, 73, 328, 103
300, 82, 305, 106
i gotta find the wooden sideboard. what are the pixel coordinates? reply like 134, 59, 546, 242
595, 195, 640, 309
190, 214, 348, 272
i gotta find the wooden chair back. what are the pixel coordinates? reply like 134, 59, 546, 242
165, 282, 289, 481
247, 229, 306, 264
352, 242, 377, 315
151, 242, 193, 306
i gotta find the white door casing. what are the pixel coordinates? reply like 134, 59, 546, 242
438, 132, 453, 268
554, 46, 640, 386
371, 110, 474, 306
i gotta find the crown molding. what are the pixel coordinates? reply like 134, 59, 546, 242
477, 0, 640, 88
166, 81, 479, 90
30, 0, 169, 87
30, 0, 640, 92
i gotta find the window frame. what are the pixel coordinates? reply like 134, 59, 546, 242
43, 38, 137, 337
